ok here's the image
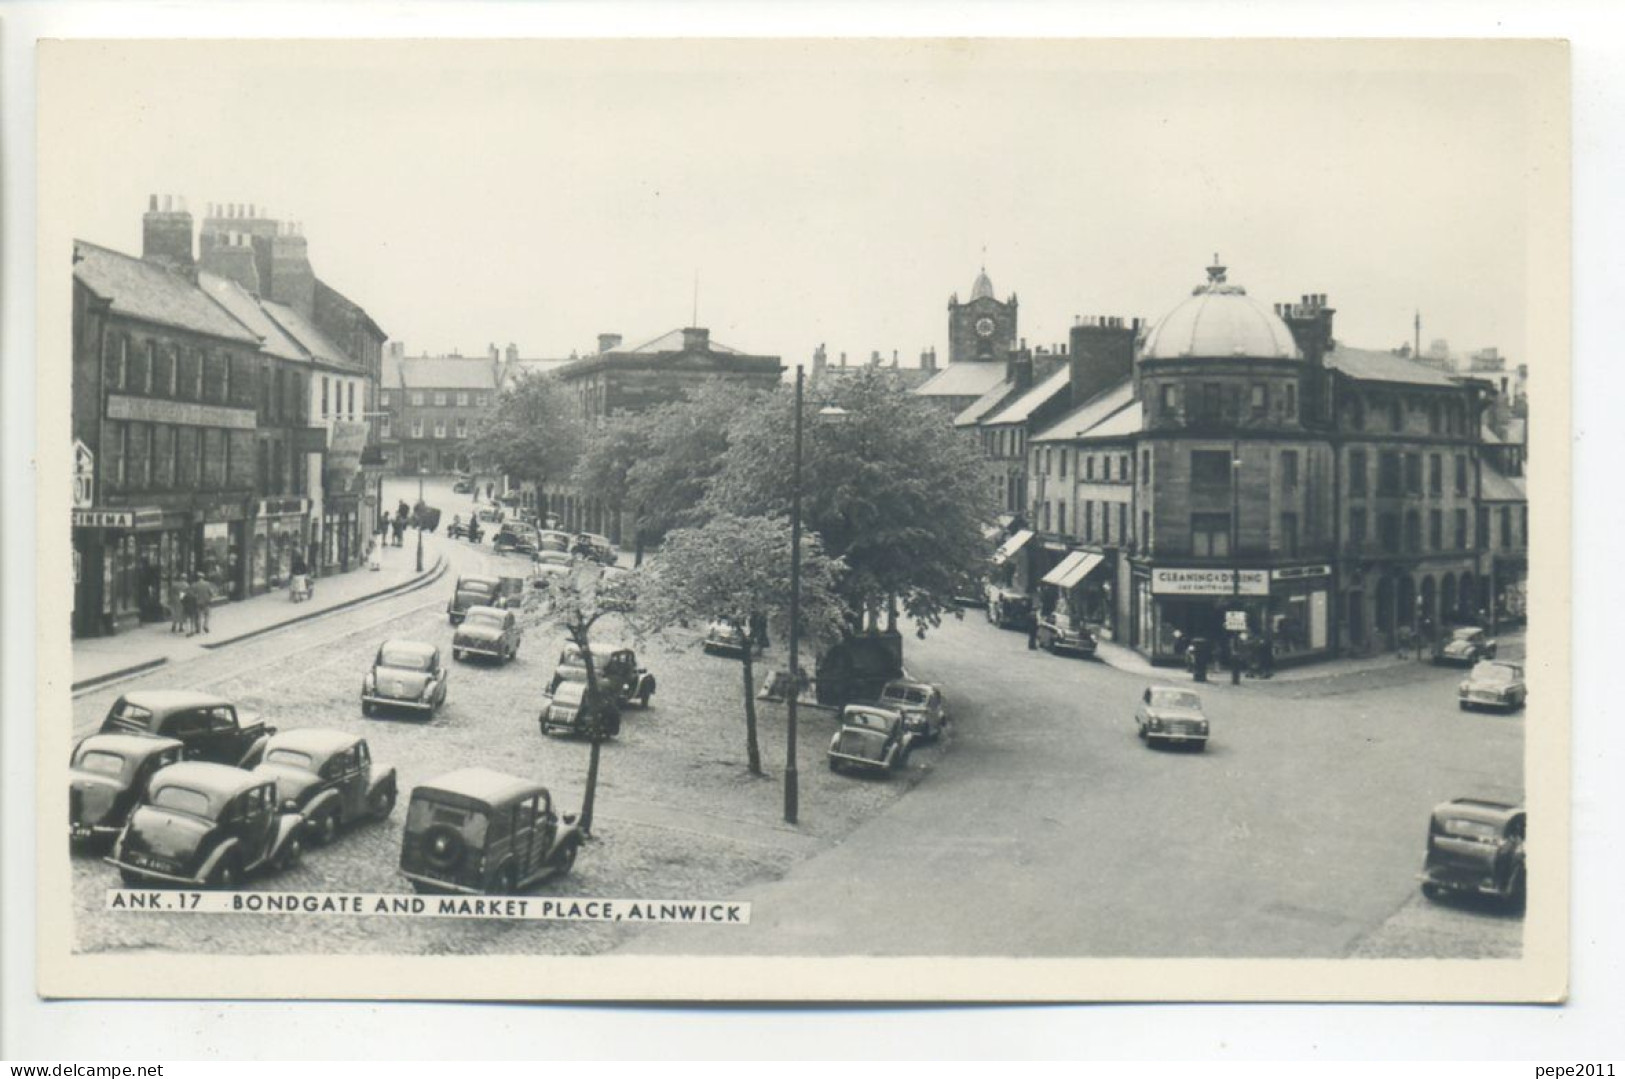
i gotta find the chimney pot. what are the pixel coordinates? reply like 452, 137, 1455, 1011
163, 195, 173, 212
148, 194, 158, 211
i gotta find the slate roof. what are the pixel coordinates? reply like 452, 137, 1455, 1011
398, 356, 500, 390
73, 242, 259, 344
1479, 463, 1527, 502
1077, 400, 1142, 442
196, 273, 307, 362
1326, 345, 1460, 387
1032, 379, 1137, 443
263, 300, 357, 372
915, 361, 1009, 400
953, 377, 1016, 427
983, 365, 1072, 427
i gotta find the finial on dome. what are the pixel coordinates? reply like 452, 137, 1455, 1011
1206, 254, 1227, 285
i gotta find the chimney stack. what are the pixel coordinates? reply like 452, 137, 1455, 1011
267, 218, 316, 319
1006, 344, 1035, 394
505, 343, 519, 364
142, 192, 196, 272
198, 228, 262, 295
681, 327, 709, 353
597, 333, 623, 354
1067, 315, 1139, 409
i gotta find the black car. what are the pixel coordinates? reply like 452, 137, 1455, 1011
400, 767, 582, 895
1419, 798, 1526, 911
253, 729, 397, 845
99, 691, 274, 769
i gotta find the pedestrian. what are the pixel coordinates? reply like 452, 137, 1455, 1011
1259, 636, 1276, 679
1192, 637, 1210, 683
181, 578, 200, 637
1026, 608, 1040, 651
168, 578, 188, 634
190, 575, 214, 633
487, 482, 494, 500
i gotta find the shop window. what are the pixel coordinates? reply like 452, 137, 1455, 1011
1191, 450, 1232, 490
1428, 453, 1442, 496
1348, 449, 1367, 496
1191, 513, 1230, 557
1377, 451, 1400, 496
1280, 512, 1299, 556
1455, 454, 1469, 495
1429, 509, 1442, 550
1455, 509, 1468, 549
1281, 449, 1299, 489
1378, 512, 1400, 553
1349, 508, 1367, 548
1404, 453, 1422, 496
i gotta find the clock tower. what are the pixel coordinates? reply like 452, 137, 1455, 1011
947, 268, 1018, 363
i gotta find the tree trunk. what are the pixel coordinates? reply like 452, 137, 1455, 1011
634, 528, 645, 568
581, 736, 602, 836
577, 627, 603, 836
741, 646, 763, 776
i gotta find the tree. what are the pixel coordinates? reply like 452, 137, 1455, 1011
470, 370, 584, 494
571, 412, 651, 562
640, 514, 846, 776
706, 366, 999, 637
528, 563, 639, 835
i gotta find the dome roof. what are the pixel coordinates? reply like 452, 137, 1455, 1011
970, 269, 996, 302
1140, 259, 1301, 361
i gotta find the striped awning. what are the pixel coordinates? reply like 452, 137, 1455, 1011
991, 529, 1035, 566
1041, 550, 1106, 590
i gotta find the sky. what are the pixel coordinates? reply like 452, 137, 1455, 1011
42, 39, 1547, 369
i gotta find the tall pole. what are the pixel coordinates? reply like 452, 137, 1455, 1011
1231, 442, 1243, 685
784, 366, 804, 825
415, 469, 425, 572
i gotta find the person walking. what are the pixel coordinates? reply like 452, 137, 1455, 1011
181, 578, 200, 637
1026, 607, 1040, 651
169, 578, 189, 634
190, 575, 214, 634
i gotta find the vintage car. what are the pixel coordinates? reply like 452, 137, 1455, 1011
99, 690, 274, 769
1434, 626, 1498, 666
69, 733, 185, 845
572, 532, 618, 566
875, 679, 949, 741
1036, 614, 1098, 658
546, 641, 656, 708
493, 521, 540, 556
702, 618, 749, 657
452, 477, 475, 494
986, 587, 1033, 630
536, 530, 573, 554
452, 605, 523, 664
1418, 798, 1526, 910
475, 505, 505, 527
1134, 686, 1210, 749
400, 767, 582, 895
107, 761, 305, 888
532, 548, 575, 569
253, 728, 397, 844
827, 705, 915, 776
1459, 661, 1527, 712
361, 639, 449, 716
537, 679, 623, 739
530, 561, 574, 591
446, 574, 525, 624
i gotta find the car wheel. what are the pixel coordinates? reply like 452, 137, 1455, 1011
1507, 869, 1527, 913
829, 759, 842, 774
369, 786, 397, 820
119, 869, 144, 887
497, 866, 519, 895
363, 700, 376, 717
274, 834, 303, 871
316, 810, 340, 846
553, 841, 578, 878
208, 857, 241, 890
1458, 701, 1469, 711
1421, 882, 1443, 902
453, 648, 464, 662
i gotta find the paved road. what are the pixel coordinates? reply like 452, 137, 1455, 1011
623, 611, 1526, 958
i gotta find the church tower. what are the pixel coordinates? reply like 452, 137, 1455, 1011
947, 268, 1018, 363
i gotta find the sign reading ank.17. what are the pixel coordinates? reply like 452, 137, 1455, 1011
1151, 568, 1269, 596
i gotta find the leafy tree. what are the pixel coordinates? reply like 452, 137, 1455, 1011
640, 514, 846, 775
470, 370, 584, 494
571, 412, 652, 562
527, 563, 640, 835
707, 366, 998, 637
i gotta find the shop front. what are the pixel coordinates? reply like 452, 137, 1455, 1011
322, 494, 362, 572
71, 507, 165, 638
1135, 563, 1336, 665
990, 528, 1037, 597
252, 497, 310, 595
195, 501, 249, 602
1039, 549, 1115, 639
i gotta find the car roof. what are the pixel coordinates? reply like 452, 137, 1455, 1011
76, 733, 184, 758
151, 761, 267, 797
120, 690, 232, 713
455, 574, 500, 587
265, 728, 360, 758
415, 767, 546, 807
563, 640, 633, 655
1436, 797, 1522, 822
844, 704, 901, 721
580, 533, 611, 543
882, 678, 933, 691
380, 639, 438, 657
462, 605, 507, 618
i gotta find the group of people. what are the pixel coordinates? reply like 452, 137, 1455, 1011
381, 501, 414, 547
166, 576, 216, 637
1172, 629, 1275, 681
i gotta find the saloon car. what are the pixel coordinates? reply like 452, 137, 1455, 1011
536, 530, 573, 554
1036, 614, 1098, 658
572, 532, 618, 566
827, 705, 915, 776
537, 679, 622, 739
70, 734, 185, 845
547, 642, 656, 708
1459, 661, 1527, 712
875, 679, 948, 741
532, 549, 574, 570
702, 618, 749, 657
1134, 686, 1210, 749
361, 640, 449, 716
400, 767, 582, 895
452, 605, 522, 664
1418, 798, 1526, 910
253, 729, 397, 845
986, 588, 1033, 630
446, 574, 524, 624
99, 691, 274, 769
452, 477, 475, 494
107, 761, 305, 888
1434, 626, 1498, 667
493, 521, 540, 556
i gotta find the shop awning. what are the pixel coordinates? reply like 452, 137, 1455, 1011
1042, 550, 1106, 590
991, 529, 1035, 566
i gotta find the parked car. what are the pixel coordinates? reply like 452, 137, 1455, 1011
1459, 661, 1527, 712
1134, 686, 1210, 749
827, 705, 915, 776
362, 640, 449, 716
547, 642, 656, 708
875, 678, 948, 741
99, 691, 274, 769
530, 561, 573, 591
536, 530, 573, 554
493, 521, 540, 556
572, 532, 618, 566
107, 761, 305, 887
446, 574, 524, 624
452, 605, 522, 664
702, 618, 749, 657
69, 733, 185, 846
452, 477, 475, 494
537, 679, 622, 739
254, 729, 397, 845
476, 506, 505, 527
532, 549, 574, 570
986, 587, 1033, 630
1434, 626, 1498, 666
1418, 798, 1526, 910
399, 767, 582, 895
1037, 614, 1098, 658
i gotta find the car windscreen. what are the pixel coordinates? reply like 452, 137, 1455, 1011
74, 749, 128, 778
882, 685, 928, 705
1151, 690, 1203, 710
464, 612, 504, 630
1441, 817, 1500, 841
379, 646, 433, 671
1471, 662, 1517, 683
407, 797, 489, 845
150, 784, 216, 819
1452, 628, 1480, 641
265, 748, 315, 770
104, 699, 154, 730
844, 711, 892, 732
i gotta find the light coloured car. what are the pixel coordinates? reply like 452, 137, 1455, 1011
362, 640, 449, 717
452, 605, 522, 664
1134, 686, 1209, 750
1434, 626, 1497, 666
875, 679, 948, 741
1458, 661, 1526, 712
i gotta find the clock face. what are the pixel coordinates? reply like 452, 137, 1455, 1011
975, 317, 996, 338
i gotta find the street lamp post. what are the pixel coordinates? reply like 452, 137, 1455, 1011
784, 367, 805, 825
416, 467, 426, 573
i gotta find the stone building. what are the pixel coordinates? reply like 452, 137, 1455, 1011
914, 269, 1021, 414
379, 351, 501, 474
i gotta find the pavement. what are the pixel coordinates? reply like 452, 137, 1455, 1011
71, 532, 447, 693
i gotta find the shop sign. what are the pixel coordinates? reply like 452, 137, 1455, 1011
1273, 564, 1332, 583
106, 394, 256, 431
73, 508, 131, 529
1224, 610, 1249, 632
204, 503, 247, 524
258, 496, 310, 517
1150, 567, 1269, 596
73, 440, 95, 509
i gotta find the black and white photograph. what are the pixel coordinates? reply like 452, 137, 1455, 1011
29, 35, 1568, 1004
